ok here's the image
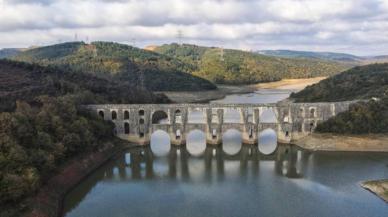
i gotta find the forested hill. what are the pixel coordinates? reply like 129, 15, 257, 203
152, 43, 351, 84
290, 63, 388, 134
11, 42, 216, 91
291, 63, 388, 102
0, 59, 171, 212
0, 59, 169, 112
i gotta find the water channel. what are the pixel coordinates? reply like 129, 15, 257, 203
63, 88, 388, 217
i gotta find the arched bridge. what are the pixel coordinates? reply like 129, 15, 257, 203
85, 101, 354, 145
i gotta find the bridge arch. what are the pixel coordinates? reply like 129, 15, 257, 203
186, 129, 206, 156
139, 109, 145, 116
111, 110, 117, 120
224, 108, 241, 123
124, 110, 130, 120
139, 118, 145, 124
150, 129, 171, 156
152, 110, 168, 124
259, 107, 278, 123
222, 129, 242, 155
98, 110, 104, 119
188, 108, 206, 123
124, 122, 130, 134
310, 107, 316, 118
258, 128, 277, 155
175, 109, 182, 123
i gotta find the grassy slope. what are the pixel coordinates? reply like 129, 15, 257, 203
12, 42, 216, 91
154, 43, 351, 84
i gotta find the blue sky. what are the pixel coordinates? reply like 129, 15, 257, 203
1, 0, 388, 55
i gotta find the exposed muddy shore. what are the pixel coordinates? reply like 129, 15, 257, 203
157, 77, 326, 103
361, 180, 388, 203
295, 133, 388, 152
295, 133, 388, 203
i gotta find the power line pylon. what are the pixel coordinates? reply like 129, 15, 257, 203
130, 38, 136, 47
177, 30, 183, 45
220, 47, 225, 62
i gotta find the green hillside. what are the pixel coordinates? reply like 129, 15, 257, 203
0, 59, 171, 212
315, 98, 388, 134
0, 59, 169, 112
12, 42, 216, 91
153, 43, 351, 84
290, 63, 388, 134
291, 63, 388, 102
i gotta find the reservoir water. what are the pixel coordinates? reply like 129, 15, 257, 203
63, 88, 388, 217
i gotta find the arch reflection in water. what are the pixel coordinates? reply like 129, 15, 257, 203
63, 145, 309, 217
258, 129, 278, 155
150, 130, 171, 156
221, 129, 242, 155
186, 130, 206, 156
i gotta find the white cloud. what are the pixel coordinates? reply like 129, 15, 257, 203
0, 0, 387, 55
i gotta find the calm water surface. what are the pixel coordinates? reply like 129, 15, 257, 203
63, 89, 388, 217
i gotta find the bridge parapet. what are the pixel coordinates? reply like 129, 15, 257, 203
85, 101, 356, 146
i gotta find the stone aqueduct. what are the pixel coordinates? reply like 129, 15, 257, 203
85, 101, 354, 146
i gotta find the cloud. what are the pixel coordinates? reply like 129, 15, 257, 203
0, 0, 388, 55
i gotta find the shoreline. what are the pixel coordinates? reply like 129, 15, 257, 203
361, 180, 388, 203
157, 77, 325, 103
294, 133, 388, 152
156, 84, 255, 103
15, 140, 134, 217
295, 133, 388, 203
252, 77, 326, 90
19, 133, 388, 217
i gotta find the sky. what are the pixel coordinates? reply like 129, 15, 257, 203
1, 0, 388, 56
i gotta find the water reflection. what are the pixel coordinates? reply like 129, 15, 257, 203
64, 144, 308, 215
150, 130, 170, 156
64, 87, 388, 217
186, 130, 206, 156
222, 129, 243, 155
258, 129, 278, 155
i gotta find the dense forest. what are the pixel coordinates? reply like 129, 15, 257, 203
291, 63, 388, 134
0, 60, 169, 215
316, 97, 388, 134
12, 42, 216, 91
291, 63, 388, 102
153, 43, 351, 84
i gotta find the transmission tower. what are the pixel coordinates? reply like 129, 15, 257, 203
130, 38, 137, 47
177, 30, 183, 45
74, 33, 78, 41
220, 47, 225, 62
